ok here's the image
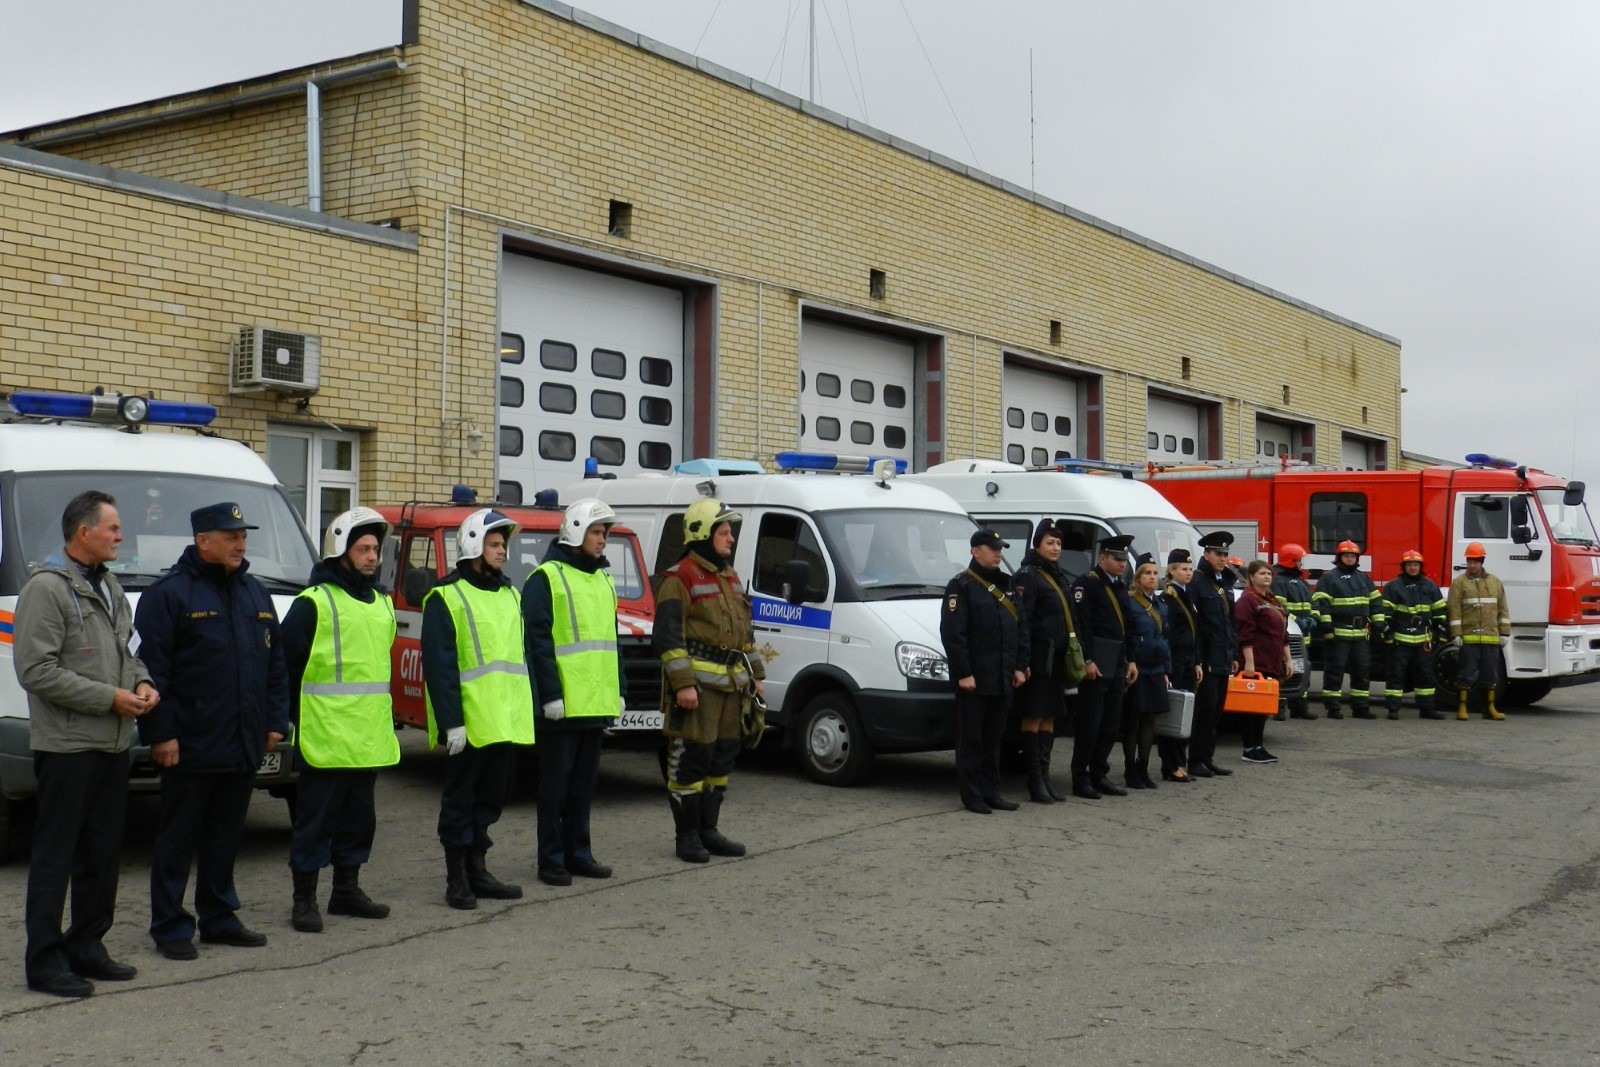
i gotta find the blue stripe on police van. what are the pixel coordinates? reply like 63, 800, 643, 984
750, 595, 833, 630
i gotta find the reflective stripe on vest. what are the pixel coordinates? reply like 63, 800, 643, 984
424, 581, 535, 747
295, 584, 401, 768
538, 559, 621, 718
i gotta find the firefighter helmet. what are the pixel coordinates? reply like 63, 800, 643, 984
1226, 556, 1244, 569
323, 506, 389, 561
1336, 540, 1361, 556
559, 497, 616, 547
1400, 548, 1424, 564
1278, 543, 1306, 567
457, 508, 519, 561
683, 498, 742, 544
1464, 541, 1488, 560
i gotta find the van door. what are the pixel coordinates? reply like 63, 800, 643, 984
744, 510, 833, 712
390, 531, 438, 729
1452, 491, 1550, 640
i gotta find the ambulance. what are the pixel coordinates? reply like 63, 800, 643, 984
569, 453, 978, 786
0, 389, 313, 860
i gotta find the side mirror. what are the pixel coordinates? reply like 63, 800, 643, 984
1565, 482, 1586, 507
782, 560, 812, 605
1512, 524, 1535, 545
402, 567, 434, 605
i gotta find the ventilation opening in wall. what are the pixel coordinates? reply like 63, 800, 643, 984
869, 269, 886, 300
1181, 356, 1192, 381
1050, 320, 1062, 346
1361, 405, 1369, 424
1283, 385, 1291, 405
608, 199, 633, 238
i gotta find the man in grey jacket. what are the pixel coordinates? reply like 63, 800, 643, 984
14, 490, 158, 998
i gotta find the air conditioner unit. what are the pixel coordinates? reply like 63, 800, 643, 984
232, 326, 321, 393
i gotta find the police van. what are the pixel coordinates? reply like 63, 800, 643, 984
569, 453, 978, 786
0, 389, 313, 859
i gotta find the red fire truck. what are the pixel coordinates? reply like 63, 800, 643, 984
1142, 457, 1600, 707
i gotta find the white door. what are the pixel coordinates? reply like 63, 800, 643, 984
1451, 491, 1551, 637
799, 318, 914, 463
1146, 394, 1204, 463
1003, 363, 1079, 465
1256, 417, 1293, 462
498, 254, 684, 502
1340, 434, 1377, 471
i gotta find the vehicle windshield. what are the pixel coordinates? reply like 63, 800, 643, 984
445, 528, 647, 602
1109, 516, 1204, 567
6, 471, 317, 593
1536, 488, 1600, 548
817, 508, 978, 601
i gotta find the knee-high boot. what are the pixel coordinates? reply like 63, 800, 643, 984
1457, 688, 1470, 721
1486, 689, 1504, 720
670, 792, 710, 863
1038, 731, 1066, 801
1023, 733, 1053, 803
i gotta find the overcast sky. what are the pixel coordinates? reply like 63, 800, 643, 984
2, 0, 1595, 489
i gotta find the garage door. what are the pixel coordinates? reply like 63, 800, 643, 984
1256, 417, 1294, 461
1147, 394, 1203, 463
799, 318, 914, 462
1340, 434, 1378, 470
1003, 363, 1078, 466
498, 254, 684, 501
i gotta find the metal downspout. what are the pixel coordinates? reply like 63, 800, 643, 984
306, 81, 322, 213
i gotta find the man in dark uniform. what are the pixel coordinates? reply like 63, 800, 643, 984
939, 529, 1028, 815
1066, 534, 1137, 800
1382, 549, 1448, 720
1188, 530, 1237, 779
1271, 543, 1318, 720
1312, 540, 1386, 720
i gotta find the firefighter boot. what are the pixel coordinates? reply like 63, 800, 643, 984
1023, 733, 1054, 804
1038, 733, 1067, 801
699, 788, 746, 857
328, 865, 390, 919
1486, 690, 1505, 721
465, 850, 523, 899
290, 868, 322, 933
444, 848, 477, 911
670, 793, 710, 863
1457, 688, 1470, 721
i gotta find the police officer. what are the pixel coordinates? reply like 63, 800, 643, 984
282, 507, 399, 934
655, 498, 765, 860
135, 502, 290, 959
423, 508, 535, 909
1011, 518, 1076, 803
1382, 549, 1448, 720
1271, 543, 1319, 720
1067, 534, 1137, 799
1158, 548, 1201, 783
1448, 542, 1510, 721
523, 498, 625, 886
1312, 540, 1385, 719
1188, 530, 1237, 779
940, 529, 1028, 814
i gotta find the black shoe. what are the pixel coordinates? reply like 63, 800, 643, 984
1353, 708, 1377, 720
1326, 708, 1345, 720
465, 851, 523, 899
29, 972, 93, 998
567, 857, 613, 879
1291, 709, 1319, 720
984, 796, 1021, 811
1420, 708, 1445, 720
445, 847, 477, 910
538, 866, 573, 887
1139, 770, 1158, 789
1123, 772, 1149, 790
1187, 762, 1215, 779
1204, 761, 1233, 777
1387, 708, 1401, 720
71, 957, 137, 982
291, 868, 323, 932
1092, 776, 1127, 797
1162, 769, 1196, 783
156, 940, 198, 961
963, 798, 993, 814
327, 865, 389, 919
1241, 747, 1278, 764
1274, 710, 1289, 721
1071, 775, 1101, 800
201, 926, 268, 948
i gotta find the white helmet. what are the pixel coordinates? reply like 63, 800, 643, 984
559, 497, 617, 547
324, 506, 390, 561
457, 508, 519, 562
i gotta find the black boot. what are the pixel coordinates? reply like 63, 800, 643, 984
1123, 763, 1148, 790
328, 865, 390, 919
444, 847, 476, 911
1071, 772, 1101, 800
671, 793, 710, 863
1024, 734, 1054, 803
1092, 775, 1128, 797
291, 868, 322, 933
699, 789, 746, 857
1038, 733, 1067, 801
465, 850, 522, 899
1420, 707, 1444, 720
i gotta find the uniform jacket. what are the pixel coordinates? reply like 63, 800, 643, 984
940, 562, 1027, 695
1312, 561, 1385, 640
1192, 560, 1238, 673
653, 546, 764, 697
282, 556, 384, 724
1012, 549, 1075, 680
1448, 570, 1511, 642
421, 560, 517, 734
1068, 566, 1137, 667
1162, 581, 1200, 687
1127, 590, 1171, 677
1271, 565, 1318, 639
1234, 587, 1290, 678
1381, 573, 1447, 644
134, 545, 290, 773
523, 540, 622, 732
13, 551, 152, 754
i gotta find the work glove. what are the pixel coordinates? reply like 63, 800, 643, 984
1451, 636, 1463, 651
542, 699, 566, 722
1500, 635, 1510, 648
618, 695, 627, 714
445, 726, 467, 756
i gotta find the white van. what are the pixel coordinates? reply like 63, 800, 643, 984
569, 453, 978, 786
0, 390, 316, 858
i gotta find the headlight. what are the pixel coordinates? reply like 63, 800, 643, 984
895, 641, 949, 681
1561, 635, 1581, 653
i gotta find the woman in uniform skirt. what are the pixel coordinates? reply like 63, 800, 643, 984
1122, 553, 1171, 789
1159, 549, 1201, 783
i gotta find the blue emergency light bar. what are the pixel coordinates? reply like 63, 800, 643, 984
1465, 453, 1517, 469
8, 389, 217, 428
774, 451, 908, 474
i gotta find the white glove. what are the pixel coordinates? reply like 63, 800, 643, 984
445, 726, 467, 756
618, 695, 627, 714
1500, 635, 1510, 648
1451, 636, 1463, 651
542, 699, 566, 722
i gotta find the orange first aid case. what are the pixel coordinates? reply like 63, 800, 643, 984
1224, 672, 1280, 715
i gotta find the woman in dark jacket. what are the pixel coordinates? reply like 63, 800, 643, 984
1011, 519, 1076, 803
1122, 553, 1170, 789
1234, 560, 1292, 764
1160, 550, 1201, 783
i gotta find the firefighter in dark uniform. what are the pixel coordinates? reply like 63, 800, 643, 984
1312, 540, 1386, 719
1188, 530, 1237, 779
1381, 549, 1448, 720
1066, 534, 1137, 800
940, 529, 1027, 814
1271, 543, 1319, 720
1010, 518, 1077, 803
655, 498, 765, 862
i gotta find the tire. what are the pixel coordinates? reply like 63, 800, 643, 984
795, 692, 874, 787
1431, 644, 1509, 710
1502, 679, 1552, 707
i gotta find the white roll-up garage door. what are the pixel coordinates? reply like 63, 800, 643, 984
1147, 394, 1204, 462
1003, 363, 1078, 465
1340, 434, 1377, 470
798, 318, 914, 462
498, 254, 684, 502
1256, 417, 1293, 461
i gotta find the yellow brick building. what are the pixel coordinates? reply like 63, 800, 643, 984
2, 0, 1401, 538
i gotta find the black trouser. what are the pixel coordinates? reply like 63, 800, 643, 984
437, 742, 517, 851
1190, 668, 1228, 766
536, 729, 602, 871
954, 690, 1009, 803
290, 767, 378, 873
149, 769, 255, 945
1457, 644, 1502, 690
1240, 711, 1267, 749
25, 750, 129, 983
1387, 642, 1437, 709
1071, 664, 1126, 779
1322, 637, 1372, 710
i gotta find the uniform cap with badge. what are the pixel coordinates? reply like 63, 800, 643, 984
1197, 530, 1234, 554
190, 501, 259, 534
1167, 547, 1194, 565
970, 529, 1008, 550
1097, 533, 1135, 559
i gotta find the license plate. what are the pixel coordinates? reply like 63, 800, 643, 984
258, 751, 282, 775
613, 710, 664, 731
1293, 658, 1308, 676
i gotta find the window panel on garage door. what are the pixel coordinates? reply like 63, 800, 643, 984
1003, 363, 1078, 466
799, 318, 914, 461
497, 254, 684, 500
1147, 394, 1203, 462
1256, 417, 1293, 460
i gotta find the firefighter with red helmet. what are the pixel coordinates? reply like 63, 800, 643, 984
1447, 542, 1510, 721
1271, 543, 1317, 720
1310, 540, 1385, 719
1381, 549, 1448, 720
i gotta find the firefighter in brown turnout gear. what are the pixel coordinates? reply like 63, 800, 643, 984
655, 498, 765, 863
